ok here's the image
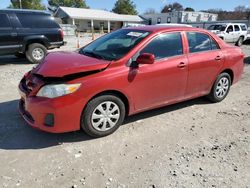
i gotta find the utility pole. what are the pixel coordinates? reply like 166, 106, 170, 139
19, 0, 22, 9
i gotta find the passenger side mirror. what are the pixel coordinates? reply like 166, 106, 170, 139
136, 53, 155, 65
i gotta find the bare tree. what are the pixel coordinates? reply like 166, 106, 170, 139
161, 2, 183, 13
204, 6, 250, 20
234, 5, 250, 12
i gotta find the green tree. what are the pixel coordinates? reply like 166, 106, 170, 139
48, 0, 89, 8
10, 0, 45, 10
112, 0, 138, 15
184, 7, 195, 12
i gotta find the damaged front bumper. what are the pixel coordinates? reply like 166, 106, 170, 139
18, 75, 85, 133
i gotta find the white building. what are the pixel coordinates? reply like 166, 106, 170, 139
142, 11, 218, 25
54, 6, 145, 33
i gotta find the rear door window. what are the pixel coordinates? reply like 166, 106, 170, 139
187, 32, 219, 53
0, 13, 11, 28
234, 25, 240, 32
140, 32, 183, 60
16, 13, 59, 28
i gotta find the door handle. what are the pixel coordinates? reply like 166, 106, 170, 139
11, 33, 17, 37
177, 62, 186, 68
215, 56, 222, 61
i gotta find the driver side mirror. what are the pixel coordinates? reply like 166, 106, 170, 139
136, 53, 155, 65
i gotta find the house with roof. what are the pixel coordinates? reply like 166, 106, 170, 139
142, 11, 218, 25
54, 6, 145, 33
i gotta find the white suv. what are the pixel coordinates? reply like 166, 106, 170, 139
208, 23, 248, 46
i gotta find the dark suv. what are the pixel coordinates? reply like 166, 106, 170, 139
0, 9, 64, 63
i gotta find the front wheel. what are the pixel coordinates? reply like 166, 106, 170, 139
81, 95, 126, 137
207, 72, 231, 103
25, 43, 47, 64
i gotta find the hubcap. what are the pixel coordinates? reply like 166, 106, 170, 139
91, 101, 120, 132
32, 48, 44, 61
215, 77, 229, 98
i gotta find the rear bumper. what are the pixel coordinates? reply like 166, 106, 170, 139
48, 41, 66, 49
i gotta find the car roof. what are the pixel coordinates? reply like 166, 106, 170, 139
0, 9, 50, 15
157, 23, 192, 27
211, 23, 246, 25
124, 25, 206, 33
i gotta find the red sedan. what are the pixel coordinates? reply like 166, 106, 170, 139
18, 26, 244, 137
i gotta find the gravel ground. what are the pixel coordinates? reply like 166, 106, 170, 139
53, 33, 104, 51
0, 41, 249, 188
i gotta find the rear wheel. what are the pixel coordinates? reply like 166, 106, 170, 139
25, 43, 47, 64
207, 72, 231, 103
81, 95, 126, 137
236, 37, 244, 46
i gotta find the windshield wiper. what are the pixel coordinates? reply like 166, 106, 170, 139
81, 50, 106, 60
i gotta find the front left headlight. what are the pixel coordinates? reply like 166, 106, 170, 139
37, 83, 81, 98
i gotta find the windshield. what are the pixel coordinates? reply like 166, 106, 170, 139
79, 29, 151, 61
208, 25, 226, 31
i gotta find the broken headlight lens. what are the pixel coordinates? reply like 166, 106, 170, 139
37, 83, 81, 98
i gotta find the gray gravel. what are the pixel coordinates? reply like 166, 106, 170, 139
0, 44, 249, 188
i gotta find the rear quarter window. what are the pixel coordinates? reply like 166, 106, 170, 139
16, 13, 59, 28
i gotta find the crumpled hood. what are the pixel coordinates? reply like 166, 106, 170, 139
32, 51, 111, 77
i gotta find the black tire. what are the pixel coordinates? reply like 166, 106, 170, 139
207, 72, 231, 103
25, 43, 47, 64
15, 53, 26, 58
81, 95, 126, 137
236, 37, 244, 46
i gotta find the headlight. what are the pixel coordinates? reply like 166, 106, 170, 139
37, 83, 81, 98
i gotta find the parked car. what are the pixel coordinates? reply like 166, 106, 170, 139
207, 23, 248, 46
0, 9, 64, 63
18, 25, 244, 137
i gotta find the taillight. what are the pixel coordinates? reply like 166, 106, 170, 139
60, 29, 64, 39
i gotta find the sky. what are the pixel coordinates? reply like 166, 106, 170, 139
0, 0, 250, 13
